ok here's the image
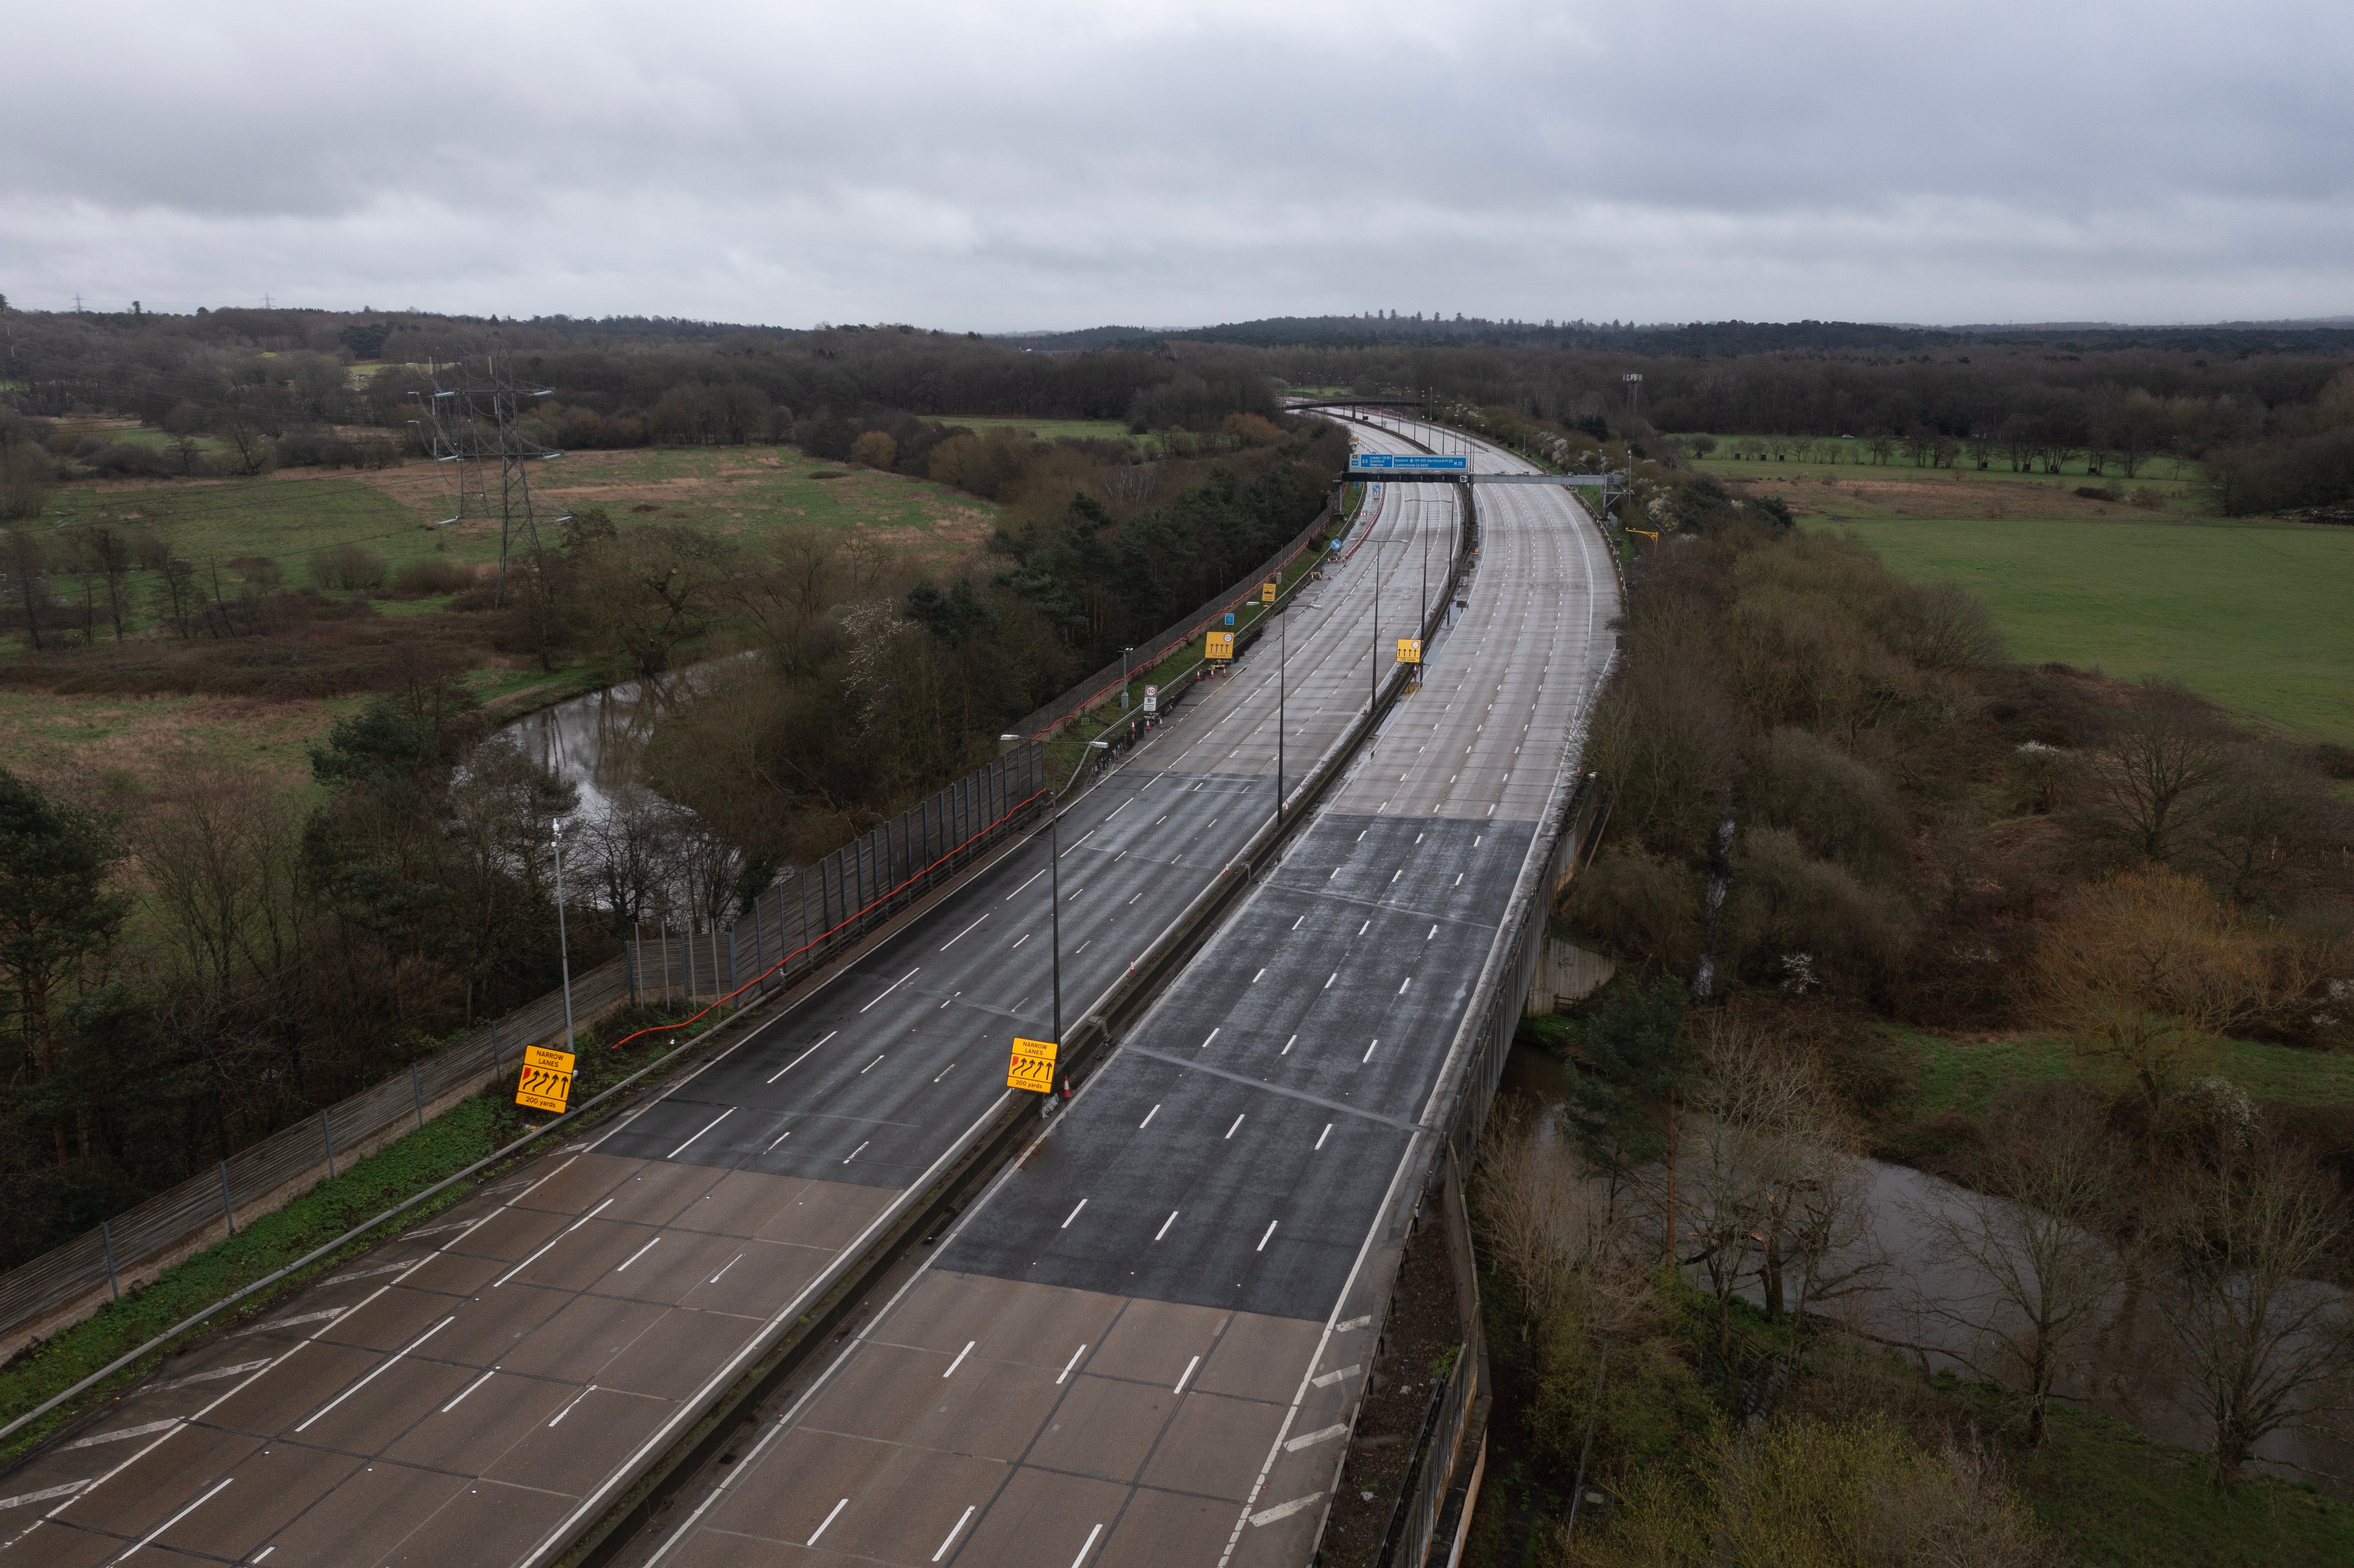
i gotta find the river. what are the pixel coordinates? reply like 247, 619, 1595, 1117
1495, 1042, 2351, 1491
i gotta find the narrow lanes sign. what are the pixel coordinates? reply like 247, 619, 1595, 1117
1206, 632, 1234, 660
1396, 638, 1422, 664
1007, 1036, 1057, 1092
516, 1045, 576, 1114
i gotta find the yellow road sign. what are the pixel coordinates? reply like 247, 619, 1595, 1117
1261, 579, 1278, 604
516, 1044, 576, 1114
1205, 631, 1234, 661
1007, 1036, 1058, 1093
1396, 638, 1423, 664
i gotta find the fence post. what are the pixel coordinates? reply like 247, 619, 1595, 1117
490, 1020, 500, 1081
685, 921, 697, 1004
220, 1161, 237, 1237
628, 923, 641, 1007
726, 922, 738, 1011
752, 899, 766, 994
101, 1221, 120, 1302
660, 918, 672, 1004
412, 1063, 425, 1129
324, 1108, 336, 1180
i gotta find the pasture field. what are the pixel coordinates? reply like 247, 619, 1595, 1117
1812, 511, 2352, 744
16, 446, 997, 647
1689, 454, 2351, 744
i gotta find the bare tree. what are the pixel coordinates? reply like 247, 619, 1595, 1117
1906, 1084, 2136, 1445
2077, 681, 2232, 862
1476, 1098, 1650, 1336
2163, 1129, 2354, 1484
77, 523, 137, 642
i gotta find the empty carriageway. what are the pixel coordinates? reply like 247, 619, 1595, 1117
0, 481, 1446, 1568
626, 419, 1616, 1568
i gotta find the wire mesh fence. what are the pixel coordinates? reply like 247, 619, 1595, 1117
0, 742, 1051, 1361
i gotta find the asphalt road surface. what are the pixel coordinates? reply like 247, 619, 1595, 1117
0, 432, 1457, 1568
617, 418, 1617, 1568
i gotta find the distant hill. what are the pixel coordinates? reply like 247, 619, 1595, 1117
993, 315, 2354, 357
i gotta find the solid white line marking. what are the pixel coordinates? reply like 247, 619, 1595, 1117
933, 1505, 977, 1561
768, 1031, 834, 1082
858, 967, 922, 1012
1139, 1104, 1160, 1129
1224, 1114, 1245, 1139
943, 1340, 975, 1378
709, 1252, 745, 1284
294, 1316, 452, 1432
860, 1054, 886, 1073
1071, 1522, 1105, 1567
1315, 1123, 1333, 1150
1007, 869, 1045, 899
842, 1141, 869, 1164
63, 1420, 177, 1450
1282, 1034, 1297, 1055
616, 1236, 661, 1272
666, 1109, 733, 1160
807, 1497, 848, 1546
1174, 1355, 1201, 1394
1057, 1344, 1088, 1384
441, 1369, 495, 1413
1257, 1221, 1278, 1252
1062, 1199, 1088, 1228
1155, 1210, 1180, 1241
1284, 1423, 1349, 1452
941, 913, 990, 949
116, 1474, 230, 1559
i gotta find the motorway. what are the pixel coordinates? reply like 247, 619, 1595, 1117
617, 419, 1616, 1568
0, 439, 1453, 1567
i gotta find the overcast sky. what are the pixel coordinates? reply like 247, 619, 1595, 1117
4, 0, 2348, 332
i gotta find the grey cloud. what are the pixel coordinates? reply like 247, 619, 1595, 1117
3, 0, 2348, 327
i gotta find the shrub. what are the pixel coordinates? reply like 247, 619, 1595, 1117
86, 442, 175, 479
309, 542, 387, 591
848, 430, 898, 470
391, 558, 475, 597
2128, 486, 2164, 509
2073, 485, 2122, 501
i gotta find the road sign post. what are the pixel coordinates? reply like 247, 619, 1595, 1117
1006, 1036, 1057, 1093
516, 1044, 576, 1114
1143, 684, 1158, 714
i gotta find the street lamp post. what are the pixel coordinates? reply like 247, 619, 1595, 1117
1275, 590, 1287, 830
1119, 645, 1135, 711
553, 820, 576, 1050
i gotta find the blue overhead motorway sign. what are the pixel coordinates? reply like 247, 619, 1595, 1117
1349, 453, 1467, 473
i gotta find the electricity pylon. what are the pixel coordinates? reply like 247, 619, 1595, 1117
414, 354, 564, 604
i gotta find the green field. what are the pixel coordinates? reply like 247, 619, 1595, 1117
1821, 513, 2354, 744
22, 446, 997, 643
934, 414, 1143, 445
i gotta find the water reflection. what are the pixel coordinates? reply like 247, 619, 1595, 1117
495, 655, 748, 824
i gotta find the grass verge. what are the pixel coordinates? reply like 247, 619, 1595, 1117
0, 1004, 718, 1464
